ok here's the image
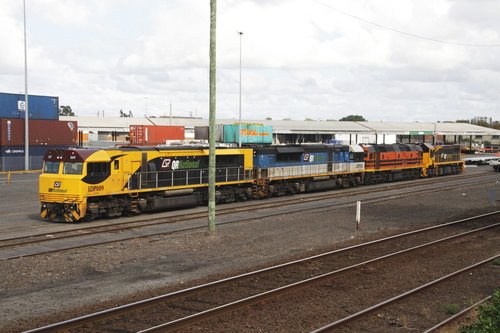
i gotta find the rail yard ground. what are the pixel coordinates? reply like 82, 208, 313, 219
0, 166, 499, 332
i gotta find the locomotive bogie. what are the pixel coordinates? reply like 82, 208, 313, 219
40, 202, 85, 223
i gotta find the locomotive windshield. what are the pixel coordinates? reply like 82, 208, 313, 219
43, 161, 60, 174
63, 162, 83, 175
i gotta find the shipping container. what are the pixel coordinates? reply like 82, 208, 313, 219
195, 125, 226, 142
0, 145, 70, 171
129, 125, 185, 145
194, 125, 273, 144
194, 126, 209, 140
0, 92, 59, 120
0, 118, 78, 146
223, 124, 273, 144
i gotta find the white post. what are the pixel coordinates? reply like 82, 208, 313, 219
356, 201, 361, 230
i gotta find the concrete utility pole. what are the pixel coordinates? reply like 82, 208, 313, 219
208, 0, 217, 232
23, 0, 29, 170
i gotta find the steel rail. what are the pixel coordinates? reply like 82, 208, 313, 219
2, 176, 497, 261
0, 178, 498, 260
0, 169, 491, 241
1, 171, 494, 249
137, 224, 500, 333
311, 255, 499, 333
423, 296, 492, 333
25, 218, 498, 333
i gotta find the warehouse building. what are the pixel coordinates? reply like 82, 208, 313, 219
2, 90, 499, 171
61, 115, 500, 149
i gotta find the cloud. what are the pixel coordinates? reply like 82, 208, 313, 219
0, 0, 499, 122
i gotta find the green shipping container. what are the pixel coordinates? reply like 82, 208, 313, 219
223, 124, 273, 144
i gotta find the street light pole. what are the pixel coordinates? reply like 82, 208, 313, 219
23, 0, 29, 170
238, 31, 243, 147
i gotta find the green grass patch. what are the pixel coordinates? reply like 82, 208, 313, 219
443, 303, 461, 315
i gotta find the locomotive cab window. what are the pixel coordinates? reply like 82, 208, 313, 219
277, 153, 302, 163
63, 162, 83, 175
43, 161, 60, 174
350, 152, 364, 162
87, 162, 110, 176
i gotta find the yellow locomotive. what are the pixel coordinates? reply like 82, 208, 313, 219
421, 144, 463, 177
39, 146, 254, 222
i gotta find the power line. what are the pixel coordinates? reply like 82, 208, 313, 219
313, 0, 500, 47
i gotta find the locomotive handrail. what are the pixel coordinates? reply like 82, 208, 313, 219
130, 167, 249, 190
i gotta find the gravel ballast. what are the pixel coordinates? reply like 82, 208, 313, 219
1, 171, 499, 331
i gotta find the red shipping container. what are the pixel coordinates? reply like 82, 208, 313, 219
0, 118, 78, 146
129, 125, 185, 145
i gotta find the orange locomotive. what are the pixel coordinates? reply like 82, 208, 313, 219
361, 143, 463, 184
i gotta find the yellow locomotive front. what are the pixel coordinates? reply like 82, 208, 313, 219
39, 149, 103, 222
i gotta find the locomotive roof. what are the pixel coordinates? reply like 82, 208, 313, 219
113, 145, 253, 151
252, 144, 351, 154
362, 143, 423, 153
43, 145, 252, 162
43, 148, 102, 162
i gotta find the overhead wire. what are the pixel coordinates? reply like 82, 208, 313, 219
312, 0, 500, 47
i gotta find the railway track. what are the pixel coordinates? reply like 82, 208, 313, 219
25, 212, 500, 332
1, 171, 492, 247
422, 296, 491, 333
311, 257, 497, 332
1, 172, 498, 260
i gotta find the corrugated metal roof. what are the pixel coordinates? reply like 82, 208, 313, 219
60, 116, 500, 136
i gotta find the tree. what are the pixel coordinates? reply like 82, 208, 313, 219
120, 109, 133, 117
462, 119, 500, 129
339, 115, 366, 121
59, 105, 75, 116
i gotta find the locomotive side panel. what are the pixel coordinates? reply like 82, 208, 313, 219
253, 144, 364, 196
362, 144, 424, 184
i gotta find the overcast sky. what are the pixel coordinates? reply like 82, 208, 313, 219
1, 0, 499, 122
